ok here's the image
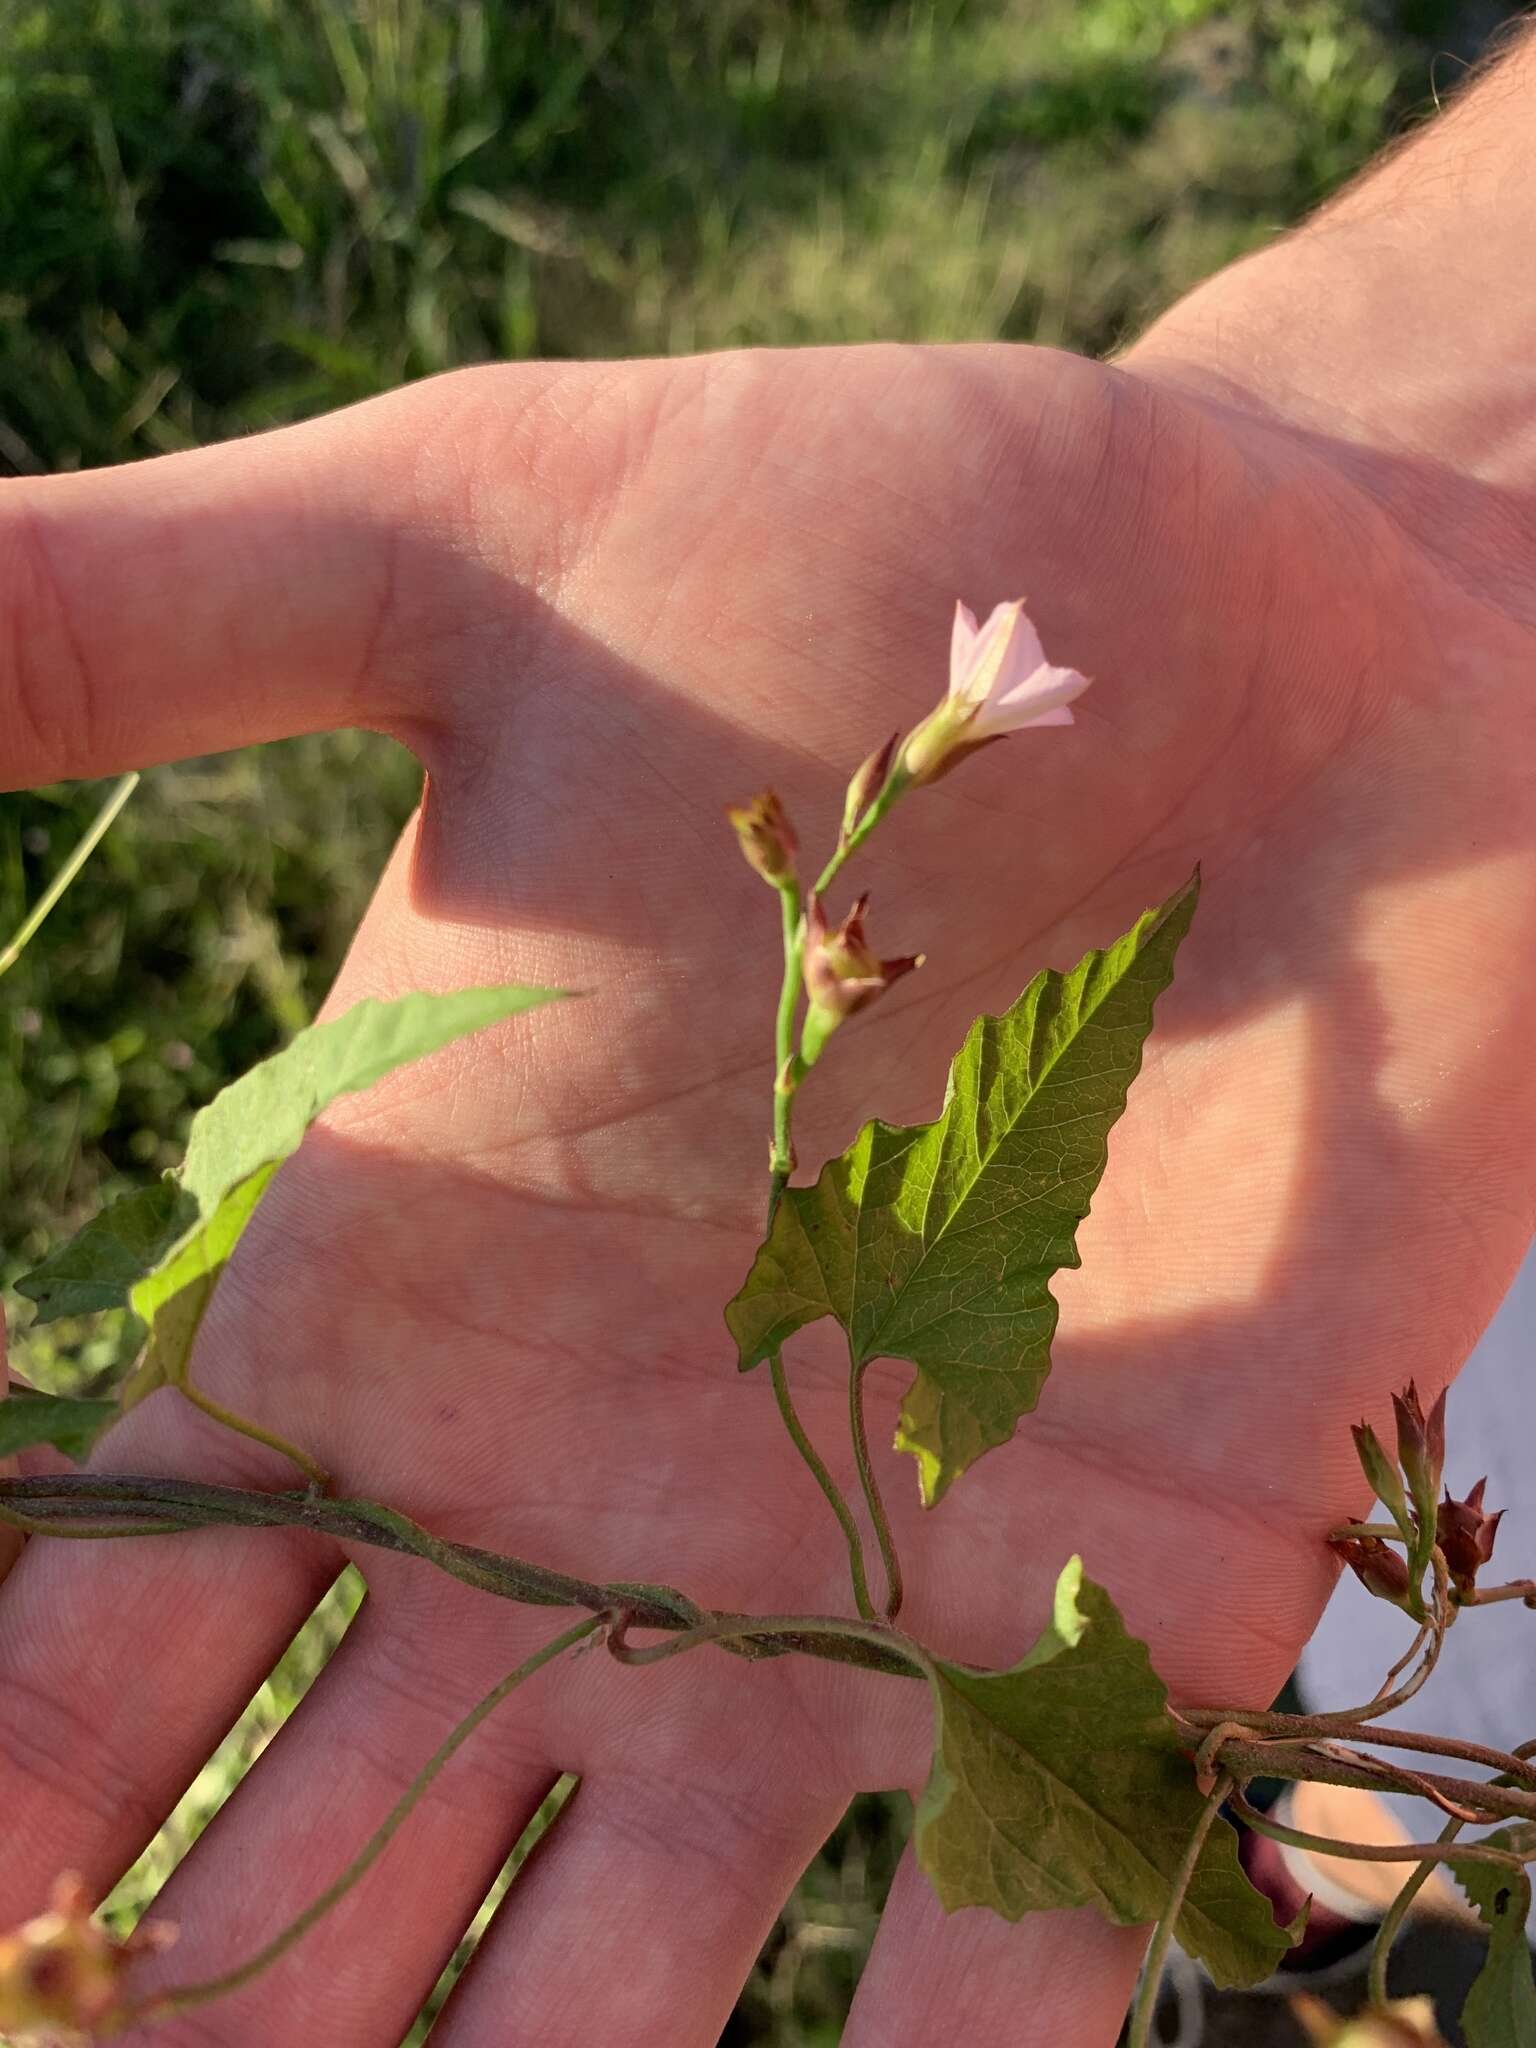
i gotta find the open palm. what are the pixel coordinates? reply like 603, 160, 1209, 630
5, 336, 1536, 2046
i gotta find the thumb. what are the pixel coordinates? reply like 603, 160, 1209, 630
0, 366, 560, 787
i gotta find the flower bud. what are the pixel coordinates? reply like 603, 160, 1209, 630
800, 893, 921, 1063
0, 1874, 175, 2042
726, 790, 798, 886
841, 732, 899, 845
1330, 1533, 1415, 1610
1437, 1478, 1504, 1593
1350, 1421, 1409, 1532
900, 599, 1089, 788
1392, 1381, 1445, 1518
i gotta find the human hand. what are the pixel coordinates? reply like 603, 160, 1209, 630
4, 319, 1536, 2046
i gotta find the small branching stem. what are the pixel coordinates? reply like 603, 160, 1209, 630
177, 1380, 330, 1489
770, 1351, 876, 1623
0, 771, 139, 980
1173, 1714, 1536, 1789
1185, 1552, 1449, 1739
849, 1359, 903, 1622
1227, 1788, 1528, 1876
761, 817, 910, 1623
768, 878, 805, 1202
1125, 1774, 1231, 2048
1202, 1740, 1536, 1827
1456, 1578, 1536, 1607
113, 1616, 601, 2029
1369, 1815, 1465, 2008
604, 1606, 925, 1674
1368, 1735, 1536, 2006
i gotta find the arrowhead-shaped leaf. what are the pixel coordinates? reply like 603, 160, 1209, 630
17, 986, 567, 1391
1456, 1834, 1536, 2047
913, 1557, 1292, 1987
0, 1389, 118, 1462
17, 1180, 194, 1325
726, 875, 1197, 1503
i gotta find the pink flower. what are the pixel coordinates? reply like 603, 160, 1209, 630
901, 599, 1090, 785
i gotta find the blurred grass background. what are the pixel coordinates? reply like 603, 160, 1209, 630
0, 0, 1519, 2039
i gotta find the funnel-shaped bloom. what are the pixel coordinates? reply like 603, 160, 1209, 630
901, 600, 1090, 786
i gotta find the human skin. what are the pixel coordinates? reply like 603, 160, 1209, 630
3, 29, 1536, 2045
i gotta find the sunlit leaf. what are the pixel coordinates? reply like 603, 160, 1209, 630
16, 987, 568, 1392
726, 875, 1197, 1503
913, 1556, 1292, 1987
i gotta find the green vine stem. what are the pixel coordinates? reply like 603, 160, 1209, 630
770, 1352, 876, 1622
1125, 1773, 1232, 2048
1367, 1736, 1536, 2006
810, 780, 903, 899
764, 764, 907, 1206
603, 1605, 927, 1674
1201, 1740, 1536, 1828
0, 1473, 918, 1678
1456, 1578, 1536, 1608
762, 855, 898, 1622
1227, 1787, 1528, 1877
757, 771, 913, 1626
1368, 1814, 1465, 2008
113, 1615, 602, 2031
0, 770, 139, 981
1181, 1715, 1536, 1793
178, 1379, 330, 1491
768, 876, 805, 1208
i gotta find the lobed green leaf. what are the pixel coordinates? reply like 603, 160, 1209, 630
914, 1557, 1293, 1987
726, 874, 1198, 1503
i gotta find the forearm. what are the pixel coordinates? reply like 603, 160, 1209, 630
1128, 22, 1536, 495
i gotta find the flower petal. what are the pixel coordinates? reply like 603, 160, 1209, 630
949, 600, 980, 678
972, 660, 1090, 737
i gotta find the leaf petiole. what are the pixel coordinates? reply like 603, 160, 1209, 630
770, 1351, 876, 1621
850, 1357, 903, 1621
179, 1378, 330, 1490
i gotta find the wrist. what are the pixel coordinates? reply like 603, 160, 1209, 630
1122, 25, 1536, 505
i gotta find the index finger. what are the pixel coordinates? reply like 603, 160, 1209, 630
0, 367, 571, 787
